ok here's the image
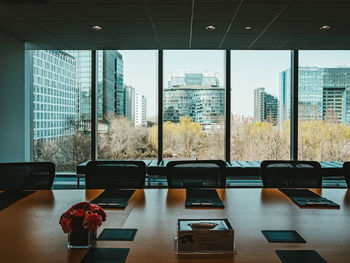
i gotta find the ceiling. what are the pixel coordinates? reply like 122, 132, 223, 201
0, 0, 350, 50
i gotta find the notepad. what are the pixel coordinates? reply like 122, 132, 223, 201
0, 190, 36, 211
80, 248, 129, 263
97, 229, 137, 241
185, 189, 224, 208
276, 250, 328, 263
90, 189, 135, 208
279, 189, 339, 208
262, 230, 306, 243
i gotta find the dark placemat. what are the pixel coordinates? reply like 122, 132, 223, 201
185, 189, 224, 208
0, 190, 36, 211
80, 248, 129, 263
279, 189, 340, 208
262, 230, 306, 243
276, 250, 327, 263
91, 189, 135, 208
97, 228, 137, 241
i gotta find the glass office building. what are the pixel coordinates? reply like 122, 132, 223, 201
164, 71, 224, 126
125, 85, 136, 124
279, 67, 350, 125
254, 87, 278, 125
75, 50, 125, 121
33, 50, 77, 140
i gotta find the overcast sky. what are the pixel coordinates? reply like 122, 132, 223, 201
120, 50, 350, 118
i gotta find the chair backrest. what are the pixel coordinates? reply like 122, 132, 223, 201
260, 160, 322, 188
85, 160, 146, 189
0, 162, 55, 190
166, 160, 226, 188
343, 162, 350, 188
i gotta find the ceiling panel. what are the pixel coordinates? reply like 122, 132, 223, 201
148, 3, 192, 20
0, 21, 46, 34
235, 4, 286, 21
99, 4, 149, 21
53, 4, 106, 21
8, 4, 67, 21
73, 21, 154, 34
192, 20, 231, 34
154, 21, 190, 34
36, 21, 81, 34
194, 3, 238, 20
91, 34, 157, 43
0, 5, 25, 20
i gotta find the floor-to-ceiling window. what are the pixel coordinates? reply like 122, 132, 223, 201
230, 50, 290, 161
96, 50, 158, 160
298, 51, 350, 161
32, 50, 91, 172
163, 50, 225, 160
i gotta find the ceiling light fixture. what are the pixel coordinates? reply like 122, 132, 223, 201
205, 25, 216, 31
320, 25, 330, 31
245, 26, 252, 30
92, 25, 102, 31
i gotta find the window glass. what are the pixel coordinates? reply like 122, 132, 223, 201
97, 50, 158, 160
33, 50, 90, 172
298, 51, 350, 161
163, 50, 225, 160
231, 51, 290, 161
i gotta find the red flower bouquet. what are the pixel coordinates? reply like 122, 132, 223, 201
59, 202, 106, 233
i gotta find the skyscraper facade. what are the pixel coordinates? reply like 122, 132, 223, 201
125, 85, 135, 123
75, 50, 124, 122
164, 71, 224, 126
32, 50, 77, 140
135, 93, 147, 127
254, 87, 278, 125
279, 67, 350, 125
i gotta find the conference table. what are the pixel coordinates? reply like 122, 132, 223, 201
1, 189, 350, 262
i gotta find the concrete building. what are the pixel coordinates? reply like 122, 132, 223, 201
135, 93, 147, 127
32, 50, 77, 139
254, 87, 278, 125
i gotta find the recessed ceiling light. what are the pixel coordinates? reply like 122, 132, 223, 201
320, 25, 330, 31
245, 26, 252, 30
205, 25, 216, 31
92, 25, 102, 31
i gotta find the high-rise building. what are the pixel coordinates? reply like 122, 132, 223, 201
32, 50, 77, 140
164, 71, 224, 126
125, 85, 135, 123
135, 93, 147, 127
254, 88, 266, 122
279, 67, 350, 126
254, 87, 278, 125
74, 50, 124, 122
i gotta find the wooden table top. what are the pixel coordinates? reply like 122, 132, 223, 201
0, 189, 350, 263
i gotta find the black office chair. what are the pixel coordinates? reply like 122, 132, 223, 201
85, 160, 146, 189
0, 162, 55, 190
166, 160, 226, 188
342, 162, 350, 188
260, 160, 322, 188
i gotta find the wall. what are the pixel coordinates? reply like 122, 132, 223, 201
0, 31, 30, 162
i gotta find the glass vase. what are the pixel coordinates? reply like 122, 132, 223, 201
68, 230, 96, 249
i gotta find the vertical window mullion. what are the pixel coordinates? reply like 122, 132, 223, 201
225, 50, 231, 162
158, 50, 163, 163
290, 50, 299, 160
91, 50, 97, 160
